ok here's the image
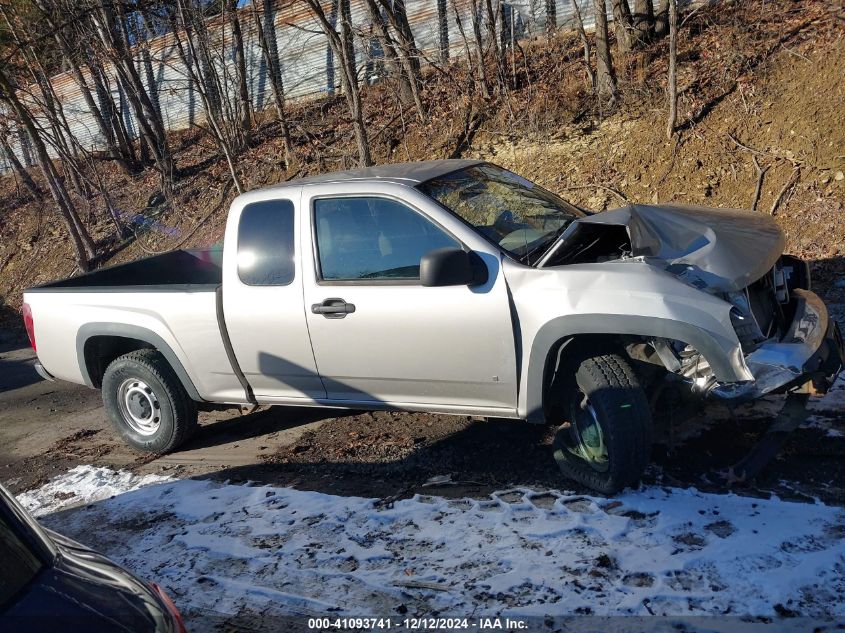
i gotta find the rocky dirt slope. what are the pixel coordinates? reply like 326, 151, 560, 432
1, 0, 843, 325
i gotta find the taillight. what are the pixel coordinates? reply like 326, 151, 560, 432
22, 303, 36, 352
148, 582, 188, 633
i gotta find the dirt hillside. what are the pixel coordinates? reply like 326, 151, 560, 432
1, 0, 843, 334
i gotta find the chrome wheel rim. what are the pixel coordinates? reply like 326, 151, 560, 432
564, 391, 609, 472
117, 378, 161, 436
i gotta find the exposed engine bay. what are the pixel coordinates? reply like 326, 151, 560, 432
536, 204, 840, 401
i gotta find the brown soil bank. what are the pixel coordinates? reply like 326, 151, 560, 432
467, 42, 845, 298
1, 0, 843, 326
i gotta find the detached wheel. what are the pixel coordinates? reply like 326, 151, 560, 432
553, 354, 651, 494
102, 349, 197, 453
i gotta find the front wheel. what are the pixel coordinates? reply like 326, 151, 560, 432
552, 354, 652, 494
102, 349, 197, 453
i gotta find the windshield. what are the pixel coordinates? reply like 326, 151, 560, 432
418, 164, 585, 262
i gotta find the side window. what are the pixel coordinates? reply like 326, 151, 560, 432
237, 199, 295, 286
314, 197, 460, 281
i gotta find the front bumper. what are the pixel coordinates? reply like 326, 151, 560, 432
711, 289, 844, 400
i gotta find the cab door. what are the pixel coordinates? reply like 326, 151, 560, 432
300, 184, 518, 413
222, 193, 326, 400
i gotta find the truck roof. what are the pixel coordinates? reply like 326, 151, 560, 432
252, 159, 485, 192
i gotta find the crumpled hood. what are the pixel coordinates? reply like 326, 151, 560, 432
578, 203, 785, 292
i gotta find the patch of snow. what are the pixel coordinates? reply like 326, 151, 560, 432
16, 466, 845, 625
17, 465, 171, 516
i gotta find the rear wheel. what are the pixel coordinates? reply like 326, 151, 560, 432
102, 349, 197, 453
552, 354, 652, 494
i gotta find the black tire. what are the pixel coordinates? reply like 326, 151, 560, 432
102, 349, 197, 453
552, 353, 652, 494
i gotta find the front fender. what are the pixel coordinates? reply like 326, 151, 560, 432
503, 260, 750, 422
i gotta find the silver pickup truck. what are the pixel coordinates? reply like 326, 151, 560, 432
22, 160, 844, 493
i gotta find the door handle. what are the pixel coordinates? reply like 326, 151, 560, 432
311, 298, 356, 318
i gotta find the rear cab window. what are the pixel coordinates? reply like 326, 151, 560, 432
237, 199, 295, 286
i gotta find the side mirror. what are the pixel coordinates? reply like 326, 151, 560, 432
420, 248, 488, 287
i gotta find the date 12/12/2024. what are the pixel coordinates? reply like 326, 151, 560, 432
307, 617, 529, 630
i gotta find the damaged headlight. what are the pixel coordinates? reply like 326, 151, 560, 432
729, 305, 765, 353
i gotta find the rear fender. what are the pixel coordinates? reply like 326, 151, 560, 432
76, 323, 203, 401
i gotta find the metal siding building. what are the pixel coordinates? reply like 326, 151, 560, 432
0, 0, 598, 174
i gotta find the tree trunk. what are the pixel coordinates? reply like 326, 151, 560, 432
363, 0, 406, 92
654, 0, 669, 37
594, 0, 618, 103
0, 72, 95, 270
304, 0, 372, 166
545, 0, 557, 37
27, 60, 88, 197
451, 0, 479, 84
666, 0, 678, 139
251, 0, 294, 166
138, 12, 162, 120
91, 0, 174, 198
571, 0, 595, 89
140, 49, 161, 118
484, 0, 506, 90
611, 0, 633, 54
374, 0, 427, 120
228, 0, 253, 134
171, 1, 245, 192
89, 59, 138, 168
437, 0, 449, 61
0, 134, 40, 200
468, 0, 491, 98
632, 0, 653, 45
43, 16, 135, 174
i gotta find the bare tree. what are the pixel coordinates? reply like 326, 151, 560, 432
0, 70, 96, 271
0, 123, 39, 200
168, 0, 246, 192
87, 55, 139, 169
571, 0, 595, 89
483, 0, 508, 93
0, 2, 90, 197
28, 0, 137, 173
666, 0, 677, 138
450, 0, 484, 93
226, 0, 253, 134
302, 0, 372, 167
135, 12, 162, 120
250, 0, 294, 167
371, 0, 426, 119
654, 0, 669, 37
467, 0, 491, 98
611, 0, 633, 54
631, 0, 654, 45
594, 0, 618, 104
545, 0, 556, 37
89, 0, 175, 199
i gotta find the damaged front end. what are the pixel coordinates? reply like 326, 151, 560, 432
713, 272, 844, 400
657, 259, 844, 401
540, 204, 844, 401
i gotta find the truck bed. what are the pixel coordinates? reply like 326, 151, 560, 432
28, 248, 222, 292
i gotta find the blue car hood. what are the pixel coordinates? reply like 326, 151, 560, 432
2, 530, 171, 633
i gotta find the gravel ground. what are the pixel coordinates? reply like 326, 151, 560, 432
1, 308, 843, 506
